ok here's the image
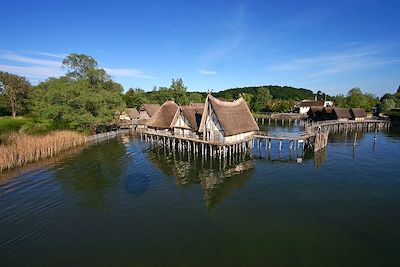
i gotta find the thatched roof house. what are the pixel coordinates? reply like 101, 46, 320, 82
333, 108, 352, 121
199, 94, 259, 143
139, 104, 160, 119
118, 108, 140, 121
350, 108, 366, 121
298, 100, 325, 114
137, 103, 161, 128
146, 101, 179, 130
125, 108, 140, 119
299, 100, 325, 107
307, 107, 324, 121
181, 103, 204, 132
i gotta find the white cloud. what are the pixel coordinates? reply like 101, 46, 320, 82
29, 51, 67, 59
199, 69, 217, 75
0, 51, 156, 82
0, 52, 61, 67
0, 64, 63, 79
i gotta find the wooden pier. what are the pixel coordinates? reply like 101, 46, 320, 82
255, 113, 308, 127
141, 119, 390, 158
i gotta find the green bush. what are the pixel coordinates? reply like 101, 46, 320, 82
19, 122, 51, 135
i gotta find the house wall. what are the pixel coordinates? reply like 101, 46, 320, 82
299, 106, 310, 114
223, 132, 254, 144
173, 113, 197, 137
204, 107, 224, 142
337, 118, 349, 122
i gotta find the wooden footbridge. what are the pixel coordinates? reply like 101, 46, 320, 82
140, 119, 390, 158
254, 119, 390, 153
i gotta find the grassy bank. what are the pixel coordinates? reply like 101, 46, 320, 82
0, 131, 86, 171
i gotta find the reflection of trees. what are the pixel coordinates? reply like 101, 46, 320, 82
55, 140, 126, 209
147, 149, 254, 208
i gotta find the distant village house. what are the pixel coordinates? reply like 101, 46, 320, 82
297, 100, 334, 114
350, 108, 367, 121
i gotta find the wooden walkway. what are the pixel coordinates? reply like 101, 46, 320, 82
254, 119, 390, 152
140, 118, 390, 157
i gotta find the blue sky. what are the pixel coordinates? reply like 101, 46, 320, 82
0, 0, 399, 96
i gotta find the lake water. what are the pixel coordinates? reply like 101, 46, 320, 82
1, 125, 400, 266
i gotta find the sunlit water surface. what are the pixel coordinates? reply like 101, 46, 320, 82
1, 125, 400, 266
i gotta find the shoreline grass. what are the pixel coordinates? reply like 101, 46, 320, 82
0, 131, 86, 171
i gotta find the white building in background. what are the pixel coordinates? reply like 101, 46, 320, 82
298, 100, 334, 114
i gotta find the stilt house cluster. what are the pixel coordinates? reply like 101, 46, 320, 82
144, 94, 259, 145
308, 107, 367, 121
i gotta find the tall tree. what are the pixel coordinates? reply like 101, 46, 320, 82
63, 53, 110, 86
170, 78, 189, 105
0, 72, 31, 117
32, 54, 124, 132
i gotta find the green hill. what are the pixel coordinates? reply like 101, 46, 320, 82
214, 85, 314, 100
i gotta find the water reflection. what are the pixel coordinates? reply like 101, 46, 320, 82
147, 148, 254, 208
54, 141, 127, 208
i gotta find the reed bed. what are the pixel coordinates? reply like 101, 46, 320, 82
0, 131, 86, 171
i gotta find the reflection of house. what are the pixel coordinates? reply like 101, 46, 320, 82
350, 108, 367, 121
333, 108, 352, 121
173, 103, 204, 137
146, 147, 254, 209
146, 101, 179, 134
199, 94, 259, 144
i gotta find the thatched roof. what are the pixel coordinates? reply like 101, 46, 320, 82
299, 100, 324, 107
200, 94, 259, 136
181, 103, 204, 131
140, 104, 160, 117
334, 108, 352, 119
350, 108, 366, 118
147, 101, 179, 128
124, 108, 140, 119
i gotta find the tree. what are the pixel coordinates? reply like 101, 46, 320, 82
156, 86, 174, 104
31, 54, 125, 132
381, 98, 397, 112
188, 92, 203, 103
63, 53, 110, 86
241, 93, 254, 108
123, 88, 148, 109
252, 87, 272, 112
0, 72, 31, 117
334, 94, 347, 107
170, 78, 189, 105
